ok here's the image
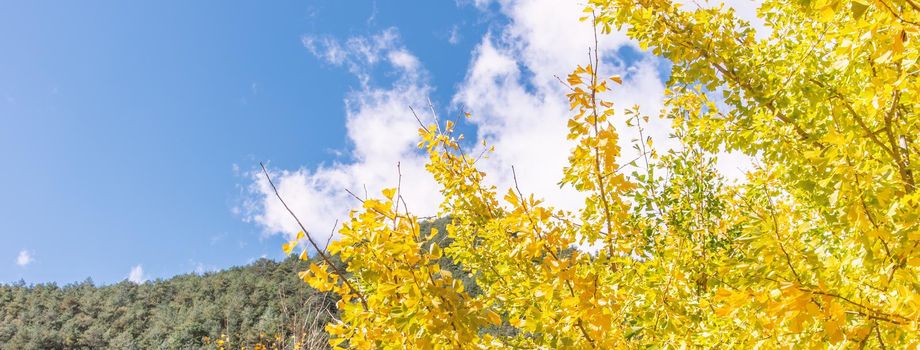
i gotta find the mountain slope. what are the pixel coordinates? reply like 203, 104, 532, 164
0, 218, 453, 349
0, 257, 332, 349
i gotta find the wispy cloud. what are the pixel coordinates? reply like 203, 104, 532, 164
247, 2, 667, 238
448, 25, 462, 45
246, 1, 756, 242
128, 265, 147, 284
455, 0, 754, 200
247, 29, 441, 242
450, 0, 674, 211
192, 261, 218, 275
15, 250, 33, 267
209, 233, 226, 246
301, 28, 402, 86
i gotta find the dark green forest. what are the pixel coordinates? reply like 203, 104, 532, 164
0, 219, 452, 350
0, 257, 335, 350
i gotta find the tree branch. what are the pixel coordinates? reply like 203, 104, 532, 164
260, 162, 368, 310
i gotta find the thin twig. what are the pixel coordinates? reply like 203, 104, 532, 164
427, 97, 442, 133
322, 219, 338, 256
393, 162, 403, 229
409, 105, 430, 132
512, 164, 596, 348
588, 9, 615, 262
260, 162, 368, 310
554, 74, 576, 91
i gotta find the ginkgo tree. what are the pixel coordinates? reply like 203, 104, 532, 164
277, 0, 920, 347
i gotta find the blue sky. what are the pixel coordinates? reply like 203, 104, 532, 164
1, 0, 716, 285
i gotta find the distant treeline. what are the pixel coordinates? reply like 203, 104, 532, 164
0, 257, 334, 349
0, 218, 456, 350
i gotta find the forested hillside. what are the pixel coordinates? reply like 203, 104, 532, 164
0, 219, 452, 349
0, 257, 332, 349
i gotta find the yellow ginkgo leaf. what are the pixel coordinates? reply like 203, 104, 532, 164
382, 188, 396, 200
485, 310, 502, 326
282, 241, 295, 255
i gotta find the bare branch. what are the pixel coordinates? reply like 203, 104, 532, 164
322, 219, 338, 256
409, 105, 430, 132
259, 162, 368, 310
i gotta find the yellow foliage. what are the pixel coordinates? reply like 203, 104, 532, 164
293, 0, 920, 347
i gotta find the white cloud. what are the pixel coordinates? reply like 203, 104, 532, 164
455, 0, 757, 198
193, 261, 218, 275
15, 250, 32, 267
451, 0, 675, 211
247, 29, 441, 242
301, 29, 401, 86
128, 265, 147, 284
388, 49, 421, 73
246, 1, 755, 241
448, 25, 462, 45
